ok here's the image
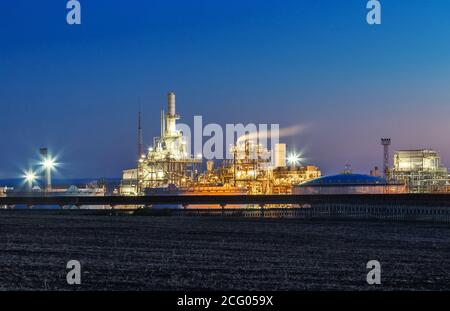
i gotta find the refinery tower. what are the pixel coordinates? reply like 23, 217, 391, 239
119, 92, 322, 196
125, 93, 201, 194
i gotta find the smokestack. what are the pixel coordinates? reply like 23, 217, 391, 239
168, 92, 176, 116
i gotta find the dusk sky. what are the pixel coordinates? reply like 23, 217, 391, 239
1, 0, 449, 179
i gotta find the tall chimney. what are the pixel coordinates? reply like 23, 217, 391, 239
168, 92, 176, 116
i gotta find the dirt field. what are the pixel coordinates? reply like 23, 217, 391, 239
1, 213, 449, 290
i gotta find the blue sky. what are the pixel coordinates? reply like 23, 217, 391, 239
1, 0, 450, 178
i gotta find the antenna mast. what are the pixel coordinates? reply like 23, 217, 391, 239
138, 110, 143, 159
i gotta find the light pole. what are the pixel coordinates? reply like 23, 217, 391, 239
24, 170, 37, 192
42, 157, 55, 191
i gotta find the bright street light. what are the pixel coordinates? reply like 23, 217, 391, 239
42, 158, 55, 169
24, 170, 36, 182
41, 156, 56, 191
24, 170, 37, 191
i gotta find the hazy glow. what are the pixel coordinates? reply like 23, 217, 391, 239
24, 170, 37, 182
42, 158, 55, 169
287, 152, 301, 166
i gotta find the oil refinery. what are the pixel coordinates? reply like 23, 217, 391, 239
2, 92, 449, 206
119, 92, 322, 196
117, 92, 449, 197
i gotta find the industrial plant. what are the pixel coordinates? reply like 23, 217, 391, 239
2, 92, 449, 207
119, 92, 321, 196
117, 93, 450, 198
392, 149, 449, 193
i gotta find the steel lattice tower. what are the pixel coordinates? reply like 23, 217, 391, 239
381, 138, 391, 180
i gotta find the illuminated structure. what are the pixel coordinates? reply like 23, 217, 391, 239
197, 139, 272, 194
271, 165, 321, 194
196, 139, 320, 194
195, 140, 321, 195
40, 148, 55, 191
0, 186, 7, 209
120, 92, 321, 196
392, 149, 449, 193
119, 168, 139, 195
273, 143, 286, 168
24, 170, 37, 191
121, 93, 201, 195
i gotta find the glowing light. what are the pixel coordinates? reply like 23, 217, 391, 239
24, 170, 37, 182
197, 153, 203, 159
287, 152, 301, 166
42, 158, 55, 169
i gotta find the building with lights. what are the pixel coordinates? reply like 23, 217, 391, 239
119, 168, 139, 196
1, 186, 8, 209
131, 92, 201, 194
392, 149, 449, 193
120, 92, 321, 196
5, 180, 107, 209
273, 143, 286, 167
271, 166, 321, 194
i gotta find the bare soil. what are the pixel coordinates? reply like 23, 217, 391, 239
1, 214, 449, 290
